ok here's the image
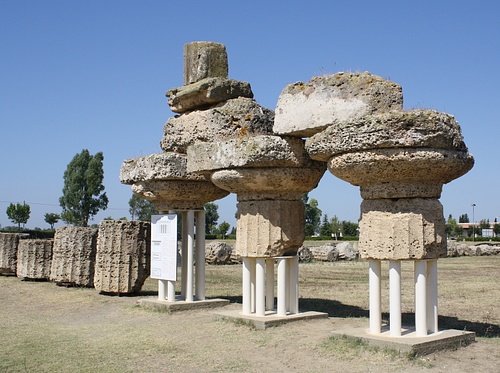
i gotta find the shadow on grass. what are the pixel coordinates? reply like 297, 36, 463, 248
122, 292, 500, 338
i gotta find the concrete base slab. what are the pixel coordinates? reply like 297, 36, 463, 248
214, 308, 328, 330
331, 325, 476, 356
137, 296, 230, 312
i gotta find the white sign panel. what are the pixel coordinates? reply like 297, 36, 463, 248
150, 214, 178, 281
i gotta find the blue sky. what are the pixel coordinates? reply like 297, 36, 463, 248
1, 1, 499, 230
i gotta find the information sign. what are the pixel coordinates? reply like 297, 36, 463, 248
150, 214, 178, 281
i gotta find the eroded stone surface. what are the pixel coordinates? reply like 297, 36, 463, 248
0, 233, 19, 275
188, 135, 323, 173
274, 72, 403, 137
235, 200, 305, 257
120, 153, 205, 184
184, 42, 228, 85
358, 199, 446, 260
210, 167, 325, 201
131, 179, 229, 211
50, 226, 98, 287
161, 97, 275, 153
167, 77, 253, 113
16, 239, 53, 280
94, 220, 151, 294
328, 148, 474, 198
306, 110, 469, 161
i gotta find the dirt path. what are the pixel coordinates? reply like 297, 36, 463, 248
1, 276, 499, 373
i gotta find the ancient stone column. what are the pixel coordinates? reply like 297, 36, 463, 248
94, 220, 150, 294
120, 42, 261, 304
306, 108, 474, 336
50, 226, 98, 287
16, 239, 53, 280
0, 233, 20, 275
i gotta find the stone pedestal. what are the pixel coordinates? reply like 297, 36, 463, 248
50, 226, 98, 287
16, 239, 53, 280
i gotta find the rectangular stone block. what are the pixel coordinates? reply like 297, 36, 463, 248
94, 220, 151, 294
16, 239, 53, 280
0, 233, 19, 275
50, 226, 98, 287
358, 199, 446, 260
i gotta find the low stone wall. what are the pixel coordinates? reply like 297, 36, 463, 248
0, 233, 20, 275
94, 220, 151, 294
16, 239, 53, 280
50, 227, 98, 287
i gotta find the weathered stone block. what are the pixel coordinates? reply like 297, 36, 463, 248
16, 239, 53, 280
235, 200, 304, 257
0, 233, 19, 275
167, 77, 253, 113
50, 226, 98, 286
358, 199, 446, 260
94, 220, 151, 294
160, 97, 274, 153
184, 42, 228, 85
306, 110, 470, 162
187, 135, 321, 174
274, 72, 403, 137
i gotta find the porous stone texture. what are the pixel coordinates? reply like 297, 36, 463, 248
120, 153, 205, 184
161, 97, 275, 154
205, 241, 233, 264
235, 200, 305, 257
358, 199, 446, 260
16, 239, 53, 280
274, 72, 403, 137
50, 226, 98, 287
166, 77, 254, 113
94, 220, 151, 294
210, 167, 325, 201
120, 153, 229, 211
184, 42, 228, 85
306, 110, 470, 161
188, 135, 320, 173
0, 233, 19, 275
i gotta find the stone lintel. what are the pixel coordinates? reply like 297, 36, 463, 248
166, 77, 253, 113
187, 135, 324, 174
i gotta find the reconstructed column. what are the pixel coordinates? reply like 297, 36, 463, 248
369, 260, 382, 334
389, 261, 402, 337
307, 102, 474, 336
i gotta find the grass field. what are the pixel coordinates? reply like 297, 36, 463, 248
1, 256, 499, 372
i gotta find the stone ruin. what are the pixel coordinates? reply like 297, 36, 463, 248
16, 239, 53, 280
50, 226, 98, 287
94, 220, 151, 294
121, 41, 474, 346
0, 233, 20, 275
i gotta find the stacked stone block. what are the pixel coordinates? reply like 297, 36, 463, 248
94, 220, 150, 294
50, 226, 98, 287
0, 233, 20, 275
16, 239, 53, 280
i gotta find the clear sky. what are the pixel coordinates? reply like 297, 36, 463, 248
1, 1, 499, 230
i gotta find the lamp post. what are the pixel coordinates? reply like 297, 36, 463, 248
472, 203, 476, 242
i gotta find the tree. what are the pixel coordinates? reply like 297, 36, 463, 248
6, 202, 30, 230
129, 194, 158, 221
59, 149, 108, 227
341, 220, 359, 237
44, 213, 60, 230
218, 221, 230, 239
445, 215, 460, 238
204, 202, 219, 234
494, 223, 500, 237
459, 214, 469, 223
302, 193, 322, 236
319, 214, 333, 237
